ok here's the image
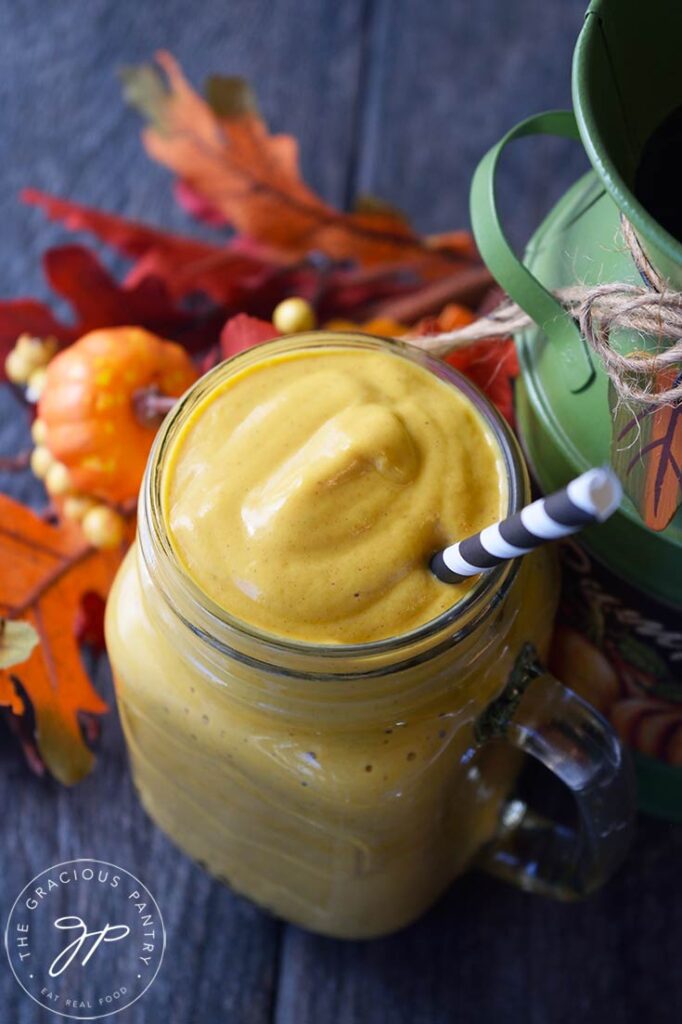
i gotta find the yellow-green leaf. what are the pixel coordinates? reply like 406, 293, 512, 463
0, 618, 39, 670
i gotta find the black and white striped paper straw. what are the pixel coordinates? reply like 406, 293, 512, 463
430, 467, 622, 584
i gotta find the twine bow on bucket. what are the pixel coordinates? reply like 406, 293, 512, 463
408, 216, 682, 532
411, 216, 682, 407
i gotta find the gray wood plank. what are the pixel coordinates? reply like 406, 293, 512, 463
352, 0, 590, 248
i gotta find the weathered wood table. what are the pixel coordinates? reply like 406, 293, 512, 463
1, 2, 680, 1021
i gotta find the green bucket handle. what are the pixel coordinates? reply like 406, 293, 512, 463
470, 110, 594, 390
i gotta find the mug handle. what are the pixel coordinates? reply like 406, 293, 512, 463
475, 643, 635, 898
469, 110, 595, 392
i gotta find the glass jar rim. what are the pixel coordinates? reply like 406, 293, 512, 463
139, 331, 528, 667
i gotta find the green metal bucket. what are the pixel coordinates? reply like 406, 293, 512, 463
469, 0, 682, 820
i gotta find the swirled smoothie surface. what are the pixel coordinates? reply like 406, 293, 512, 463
164, 346, 506, 642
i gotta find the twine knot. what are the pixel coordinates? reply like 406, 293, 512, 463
411, 216, 682, 407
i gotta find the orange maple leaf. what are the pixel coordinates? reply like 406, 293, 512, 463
0, 496, 130, 784
642, 388, 682, 531
612, 368, 682, 531
123, 52, 471, 277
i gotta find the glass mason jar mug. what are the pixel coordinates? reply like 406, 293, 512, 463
105, 333, 634, 939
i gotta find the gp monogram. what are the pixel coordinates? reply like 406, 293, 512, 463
4, 859, 165, 1020
47, 918, 131, 979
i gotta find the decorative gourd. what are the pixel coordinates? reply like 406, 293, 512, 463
38, 327, 197, 504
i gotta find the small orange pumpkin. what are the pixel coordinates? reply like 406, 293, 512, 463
38, 327, 197, 504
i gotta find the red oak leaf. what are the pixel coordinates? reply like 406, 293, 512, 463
22, 188, 282, 305
13, 193, 426, 353
173, 179, 229, 227
0, 245, 226, 381
74, 591, 107, 651
220, 313, 279, 358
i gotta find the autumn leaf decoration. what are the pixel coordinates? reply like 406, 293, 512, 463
0, 53, 487, 380
610, 369, 682, 531
121, 51, 473, 276
0, 496, 132, 784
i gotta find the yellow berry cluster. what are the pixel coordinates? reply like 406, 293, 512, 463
28, 420, 125, 549
5, 334, 58, 400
